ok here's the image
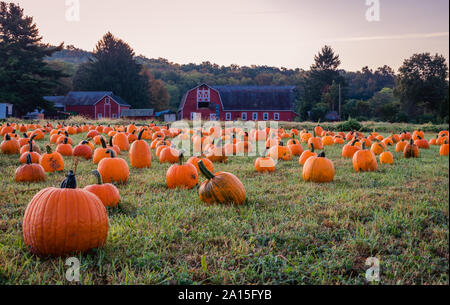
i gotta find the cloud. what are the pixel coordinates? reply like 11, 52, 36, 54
329, 32, 449, 42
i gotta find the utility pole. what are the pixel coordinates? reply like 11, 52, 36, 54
338, 83, 342, 120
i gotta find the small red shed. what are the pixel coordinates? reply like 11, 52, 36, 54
61, 91, 131, 120
177, 84, 297, 121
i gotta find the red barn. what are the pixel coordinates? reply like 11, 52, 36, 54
178, 84, 297, 121
61, 92, 131, 120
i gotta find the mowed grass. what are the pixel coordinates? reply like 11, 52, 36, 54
0, 126, 448, 285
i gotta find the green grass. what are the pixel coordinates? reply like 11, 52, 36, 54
0, 123, 448, 285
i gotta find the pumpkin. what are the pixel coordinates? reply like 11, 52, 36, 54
255, 148, 276, 173
352, 143, 378, 172
302, 151, 334, 183
56, 137, 73, 156
128, 130, 138, 143
19, 137, 41, 164
129, 129, 152, 168
108, 136, 121, 155
20, 135, 41, 154
15, 154, 46, 182
40, 145, 65, 172
166, 153, 199, 189
380, 151, 394, 164
268, 142, 292, 161
19, 133, 32, 147
236, 140, 253, 154
112, 132, 129, 151
93, 137, 110, 164
395, 140, 408, 152
322, 135, 334, 146
370, 142, 385, 155
440, 140, 449, 156
404, 139, 419, 158
299, 143, 318, 166
308, 131, 323, 150
287, 137, 304, 156
22, 170, 108, 256
342, 139, 360, 158
1, 134, 20, 154
97, 150, 130, 184
197, 160, 246, 205
187, 156, 214, 174
159, 146, 180, 163
73, 141, 93, 160
414, 136, 430, 149
205, 141, 228, 163
84, 170, 121, 207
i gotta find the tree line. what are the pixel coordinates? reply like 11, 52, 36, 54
1, 2, 448, 123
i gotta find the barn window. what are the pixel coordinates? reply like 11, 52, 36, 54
241, 112, 247, 121
112, 113, 117, 119
252, 112, 258, 120
263, 113, 269, 121
274, 113, 280, 121
197, 88, 210, 108
105, 97, 110, 104
191, 112, 201, 121
98, 113, 102, 119
226, 113, 231, 121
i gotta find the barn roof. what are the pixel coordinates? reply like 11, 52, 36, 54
121, 109, 154, 117
212, 86, 296, 111
43, 96, 66, 107
62, 92, 131, 107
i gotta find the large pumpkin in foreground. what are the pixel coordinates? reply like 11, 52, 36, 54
22, 171, 108, 256
302, 152, 334, 183
197, 161, 246, 205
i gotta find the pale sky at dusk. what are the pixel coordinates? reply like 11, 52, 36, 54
11, 0, 450, 71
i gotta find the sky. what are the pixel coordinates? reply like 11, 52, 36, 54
10, 0, 450, 71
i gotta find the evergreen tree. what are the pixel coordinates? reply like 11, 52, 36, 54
0, 2, 66, 115
72, 32, 151, 108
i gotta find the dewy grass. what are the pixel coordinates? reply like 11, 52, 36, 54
0, 123, 448, 285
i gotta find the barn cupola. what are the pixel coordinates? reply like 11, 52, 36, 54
197, 86, 211, 109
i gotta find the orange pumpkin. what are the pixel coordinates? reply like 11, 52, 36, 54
353, 143, 378, 172
166, 153, 199, 189
40, 145, 64, 173
198, 161, 246, 205
302, 152, 334, 183
1, 134, 20, 154
299, 143, 318, 166
97, 150, 130, 184
404, 139, 419, 158
22, 171, 108, 256
129, 129, 152, 168
380, 151, 394, 165
15, 154, 46, 182
84, 170, 121, 207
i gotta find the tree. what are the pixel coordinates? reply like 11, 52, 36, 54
394, 53, 449, 121
140, 67, 170, 111
72, 32, 151, 108
301, 45, 344, 120
0, 2, 66, 115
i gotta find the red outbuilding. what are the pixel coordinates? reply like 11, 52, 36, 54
178, 84, 297, 121
61, 91, 131, 120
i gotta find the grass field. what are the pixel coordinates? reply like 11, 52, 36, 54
0, 120, 448, 285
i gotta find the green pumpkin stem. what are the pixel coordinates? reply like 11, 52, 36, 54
105, 149, 116, 158
138, 129, 145, 140
198, 160, 215, 180
100, 137, 107, 148
311, 143, 315, 153
318, 151, 326, 158
26, 153, 32, 165
60, 170, 77, 189
92, 170, 103, 185
5, 134, 11, 141
46, 145, 52, 154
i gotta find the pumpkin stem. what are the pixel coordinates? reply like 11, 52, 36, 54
311, 143, 315, 152
100, 137, 107, 148
63, 137, 68, 144
92, 170, 103, 185
26, 153, 32, 165
105, 149, 116, 158
178, 151, 184, 165
198, 160, 215, 179
318, 151, 326, 158
23, 133, 28, 138
109, 136, 114, 147
81, 140, 89, 145
5, 134, 11, 141
45, 145, 52, 154
137, 129, 145, 140
362, 142, 366, 150
60, 170, 77, 189
28, 139, 33, 152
